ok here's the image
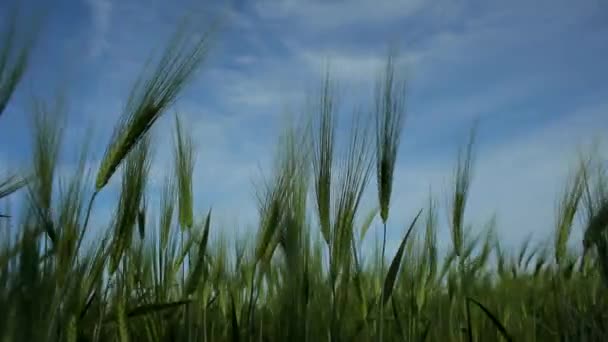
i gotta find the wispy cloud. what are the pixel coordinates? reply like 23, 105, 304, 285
85, 0, 113, 58
253, 0, 427, 30
379, 100, 608, 254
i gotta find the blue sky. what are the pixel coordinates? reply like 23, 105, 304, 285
1, 0, 608, 256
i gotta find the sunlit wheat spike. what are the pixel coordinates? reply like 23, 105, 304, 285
95, 22, 214, 191
254, 122, 308, 264
450, 125, 477, 257
554, 163, 585, 266
174, 113, 195, 230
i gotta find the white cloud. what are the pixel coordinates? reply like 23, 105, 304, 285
85, 0, 113, 58
381, 101, 608, 255
253, 0, 427, 30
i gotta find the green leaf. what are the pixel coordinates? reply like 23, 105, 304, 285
467, 297, 513, 342
382, 208, 422, 305
185, 209, 212, 296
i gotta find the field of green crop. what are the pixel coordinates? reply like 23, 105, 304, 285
1, 11, 607, 342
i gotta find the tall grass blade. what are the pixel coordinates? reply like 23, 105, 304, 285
467, 297, 513, 342
185, 209, 211, 296
382, 208, 422, 305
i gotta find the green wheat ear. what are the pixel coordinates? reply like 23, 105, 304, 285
159, 175, 176, 252
174, 113, 195, 230
375, 51, 406, 224
312, 69, 336, 246
27, 94, 66, 245
450, 125, 476, 257
96, 22, 214, 191
554, 163, 585, 266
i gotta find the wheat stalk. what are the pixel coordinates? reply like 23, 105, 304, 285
374, 50, 407, 342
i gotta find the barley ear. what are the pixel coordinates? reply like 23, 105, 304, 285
450, 125, 476, 257
375, 51, 406, 224
174, 113, 195, 230
554, 164, 585, 266
331, 110, 373, 281
312, 69, 336, 245
159, 176, 176, 251
27, 94, 65, 244
96, 23, 213, 190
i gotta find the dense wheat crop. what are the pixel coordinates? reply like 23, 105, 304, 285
1, 10, 608, 342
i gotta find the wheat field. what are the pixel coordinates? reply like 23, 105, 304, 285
1, 9, 608, 342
